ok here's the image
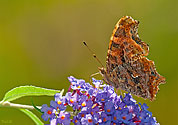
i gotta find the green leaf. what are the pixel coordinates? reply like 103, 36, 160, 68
19, 109, 44, 125
2, 85, 64, 102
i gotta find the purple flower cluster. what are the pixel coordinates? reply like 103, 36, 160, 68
41, 76, 159, 125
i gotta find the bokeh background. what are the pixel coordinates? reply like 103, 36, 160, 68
0, 0, 177, 124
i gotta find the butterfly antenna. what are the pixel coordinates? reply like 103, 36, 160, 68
83, 41, 104, 68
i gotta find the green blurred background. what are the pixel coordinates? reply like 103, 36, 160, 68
0, 0, 177, 124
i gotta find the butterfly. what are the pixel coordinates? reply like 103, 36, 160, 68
98, 16, 165, 101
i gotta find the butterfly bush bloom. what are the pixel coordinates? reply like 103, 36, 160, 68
41, 76, 159, 125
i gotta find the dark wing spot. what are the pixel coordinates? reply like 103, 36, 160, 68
137, 86, 141, 91
125, 78, 128, 83
132, 35, 140, 44
130, 29, 133, 34
151, 71, 156, 76
133, 77, 140, 84
135, 40, 140, 44
123, 41, 128, 45
132, 35, 135, 41
127, 70, 132, 75
111, 64, 115, 70
117, 68, 120, 77
121, 56, 125, 63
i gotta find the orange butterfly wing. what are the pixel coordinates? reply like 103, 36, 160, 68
99, 16, 165, 101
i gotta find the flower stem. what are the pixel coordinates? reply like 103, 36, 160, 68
0, 101, 41, 110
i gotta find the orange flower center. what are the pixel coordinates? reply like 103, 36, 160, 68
57, 101, 62, 105
61, 115, 65, 120
82, 102, 86, 107
122, 116, 126, 120
81, 114, 85, 117
107, 109, 110, 112
101, 98, 105, 101
88, 119, 92, 123
70, 99, 74, 103
114, 116, 117, 120
75, 120, 78, 123
47, 110, 52, 115
103, 118, 107, 122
